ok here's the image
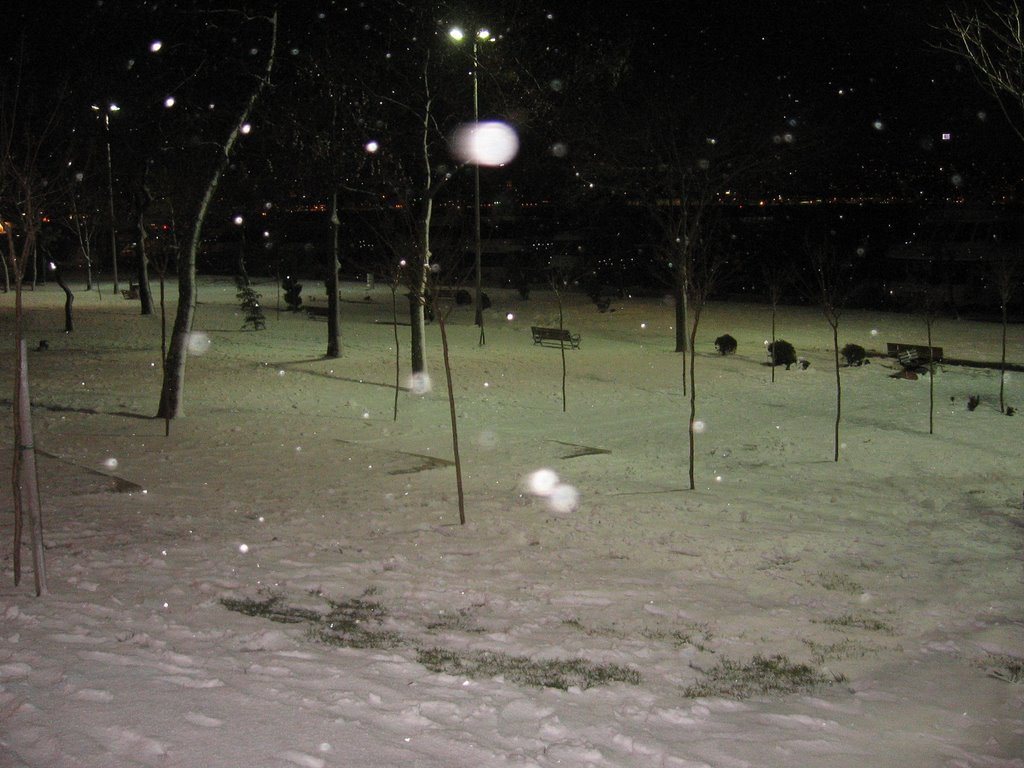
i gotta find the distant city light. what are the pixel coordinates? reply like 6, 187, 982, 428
365, 140, 379, 153
150, 41, 162, 52
163, 96, 175, 108
942, 132, 952, 141
240, 123, 252, 134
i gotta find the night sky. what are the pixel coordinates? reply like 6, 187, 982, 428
6, 1, 1020, 201
578, 1, 1017, 198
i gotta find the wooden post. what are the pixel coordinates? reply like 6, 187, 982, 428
16, 339, 47, 595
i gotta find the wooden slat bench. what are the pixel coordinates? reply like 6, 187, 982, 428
531, 326, 580, 349
887, 342, 943, 369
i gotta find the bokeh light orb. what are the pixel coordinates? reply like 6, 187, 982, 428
187, 332, 211, 355
548, 483, 579, 514
453, 121, 519, 166
527, 468, 559, 496
409, 372, 432, 395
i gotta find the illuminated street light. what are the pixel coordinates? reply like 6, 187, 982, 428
91, 103, 121, 295
449, 26, 495, 344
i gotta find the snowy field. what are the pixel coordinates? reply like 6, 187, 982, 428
0, 276, 1021, 768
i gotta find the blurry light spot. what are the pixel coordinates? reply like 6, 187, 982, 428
365, 140, 379, 153
164, 96, 175, 108
150, 41, 162, 52
527, 468, 559, 496
692, 420, 706, 434
409, 372, 432, 395
239, 543, 249, 554
453, 121, 519, 166
187, 332, 211, 355
548, 483, 579, 514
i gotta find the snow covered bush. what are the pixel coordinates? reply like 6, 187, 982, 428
841, 343, 867, 366
715, 334, 737, 355
282, 274, 302, 312
767, 339, 797, 369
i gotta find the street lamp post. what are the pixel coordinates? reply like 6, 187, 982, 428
92, 103, 121, 295
450, 27, 493, 346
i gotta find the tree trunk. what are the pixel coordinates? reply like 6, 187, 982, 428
1000, 302, 1008, 413
156, 12, 277, 420
436, 304, 465, 525
770, 302, 777, 383
53, 266, 74, 332
10, 266, 25, 585
392, 286, 400, 421
326, 189, 341, 359
557, 287, 567, 412
135, 209, 154, 316
673, 266, 687, 353
687, 317, 698, 490
831, 322, 841, 462
1, 244, 9, 292
927, 317, 935, 434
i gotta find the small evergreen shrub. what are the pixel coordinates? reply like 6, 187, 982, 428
236, 279, 266, 330
282, 274, 303, 311
841, 343, 867, 366
767, 340, 797, 369
715, 334, 738, 355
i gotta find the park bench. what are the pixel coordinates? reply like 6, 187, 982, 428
531, 326, 580, 349
887, 342, 943, 369
121, 282, 139, 300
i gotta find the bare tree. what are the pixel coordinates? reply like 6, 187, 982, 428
762, 260, 790, 384
0, 52, 63, 594
944, 1, 1024, 144
684, 229, 730, 489
806, 236, 850, 462
157, 11, 278, 421
990, 247, 1021, 411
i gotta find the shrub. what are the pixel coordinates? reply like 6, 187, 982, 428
841, 343, 867, 366
282, 274, 303, 311
714, 334, 737, 355
767, 339, 797, 369
235, 279, 266, 331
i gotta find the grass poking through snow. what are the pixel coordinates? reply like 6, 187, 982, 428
683, 654, 845, 700
416, 648, 641, 690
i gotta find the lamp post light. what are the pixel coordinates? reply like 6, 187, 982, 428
449, 26, 494, 345
92, 103, 121, 295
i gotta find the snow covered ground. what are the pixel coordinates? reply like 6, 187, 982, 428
1, 276, 1021, 768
